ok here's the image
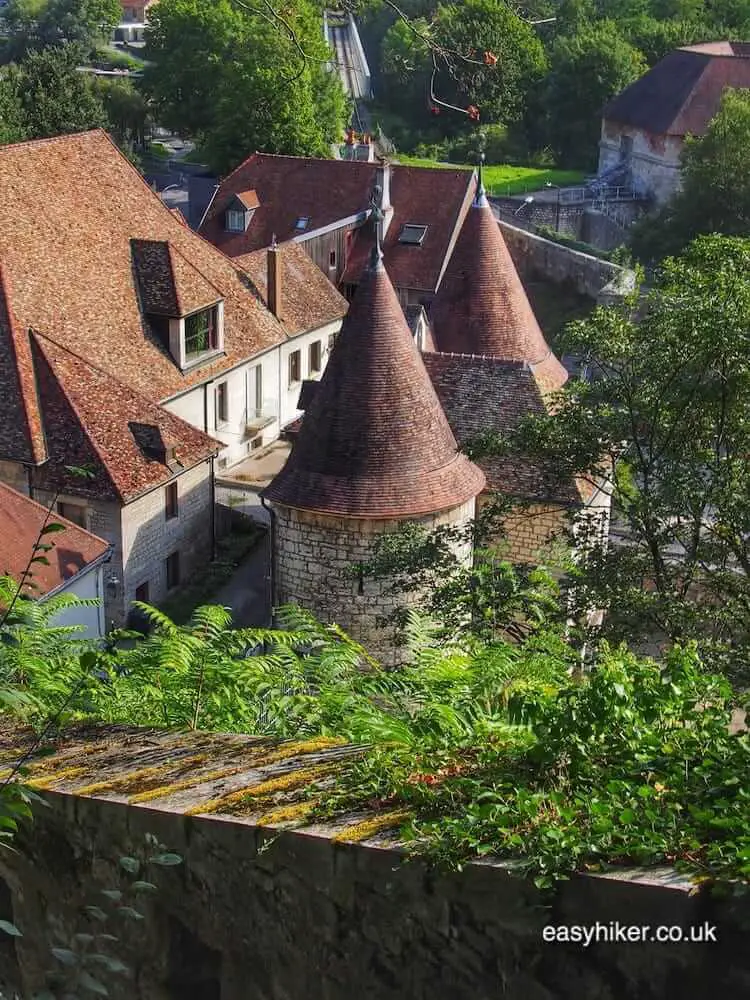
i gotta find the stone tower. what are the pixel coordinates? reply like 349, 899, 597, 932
262, 244, 485, 664
430, 170, 568, 392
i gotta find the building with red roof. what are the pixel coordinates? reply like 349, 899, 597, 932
598, 42, 750, 204
263, 242, 485, 664
199, 152, 475, 307
0, 131, 348, 626
0, 481, 111, 638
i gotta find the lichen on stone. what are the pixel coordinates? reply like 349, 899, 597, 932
256, 800, 317, 827
185, 765, 335, 817
26, 766, 90, 789
332, 810, 412, 844
74, 753, 208, 797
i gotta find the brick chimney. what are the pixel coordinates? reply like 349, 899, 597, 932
267, 237, 282, 319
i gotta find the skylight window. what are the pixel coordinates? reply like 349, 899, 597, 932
295, 216, 310, 231
398, 224, 428, 246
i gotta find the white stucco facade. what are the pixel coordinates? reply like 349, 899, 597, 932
162, 322, 341, 472
42, 561, 108, 640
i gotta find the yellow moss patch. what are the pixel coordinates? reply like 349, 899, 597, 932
129, 762, 255, 804
27, 766, 90, 789
332, 810, 412, 844
250, 737, 345, 767
74, 754, 208, 797
256, 800, 317, 826
184, 765, 335, 817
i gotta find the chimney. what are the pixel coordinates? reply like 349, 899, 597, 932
374, 161, 394, 239
267, 237, 282, 319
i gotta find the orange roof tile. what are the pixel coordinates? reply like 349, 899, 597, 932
29, 333, 220, 503
237, 241, 348, 336
0, 130, 288, 415
200, 153, 474, 293
0, 480, 109, 598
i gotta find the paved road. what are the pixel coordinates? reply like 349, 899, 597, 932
215, 484, 272, 627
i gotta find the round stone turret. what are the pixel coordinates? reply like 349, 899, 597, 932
263, 246, 485, 664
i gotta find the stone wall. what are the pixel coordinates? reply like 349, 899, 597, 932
497, 220, 635, 304
272, 499, 476, 665
0, 788, 747, 1000
0, 461, 28, 494
120, 459, 214, 620
599, 121, 683, 206
490, 500, 569, 565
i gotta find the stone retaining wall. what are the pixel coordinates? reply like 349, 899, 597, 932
497, 219, 635, 305
0, 789, 747, 1000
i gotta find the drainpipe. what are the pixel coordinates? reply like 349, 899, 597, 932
260, 495, 276, 626
203, 382, 209, 433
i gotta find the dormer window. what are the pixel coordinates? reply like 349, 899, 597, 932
226, 209, 246, 232
223, 190, 259, 234
185, 306, 219, 360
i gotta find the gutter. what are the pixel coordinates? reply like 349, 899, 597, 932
197, 183, 221, 232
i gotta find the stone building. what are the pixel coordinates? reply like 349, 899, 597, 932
262, 243, 485, 664
598, 42, 750, 205
0, 130, 346, 627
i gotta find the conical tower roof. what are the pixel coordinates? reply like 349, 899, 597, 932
431, 176, 567, 392
263, 249, 485, 518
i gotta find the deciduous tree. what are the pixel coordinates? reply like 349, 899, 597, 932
143, 0, 348, 174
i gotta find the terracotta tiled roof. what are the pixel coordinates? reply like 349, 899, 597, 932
0, 131, 289, 423
0, 266, 46, 465
423, 353, 581, 506
131, 239, 223, 317
603, 43, 750, 138
236, 242, 348, 336
0, 480, 109, 598
199, 153, 474, 293
430, 185, 568, 393
29, 333, 220, 503
339, 166, 476, 292
263, 250, 485, 518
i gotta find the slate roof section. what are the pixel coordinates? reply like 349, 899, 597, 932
237, 242, 348, 336
29, 334, 220, 504
0, 130, 288, 418
131, 239, 223, 317
199, 153, 474, 293
0, 481, 110, 598
603, 43, 750, 138
422, 353, 581, 505
263, 250, 485, 518
430, 187, 568, 393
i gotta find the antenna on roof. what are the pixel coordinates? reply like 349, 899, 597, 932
271, 232, 277, 249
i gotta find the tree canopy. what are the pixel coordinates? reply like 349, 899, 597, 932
1, 0, 122, 62
544, 21, 646, 167
493, 234, 750, 682
143, 0, 348, 174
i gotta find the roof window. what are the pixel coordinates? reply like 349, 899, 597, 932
398, 224, 428, 246
294, 216, 310, 231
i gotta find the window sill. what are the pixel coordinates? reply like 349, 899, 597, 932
181, 348, 225, 374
